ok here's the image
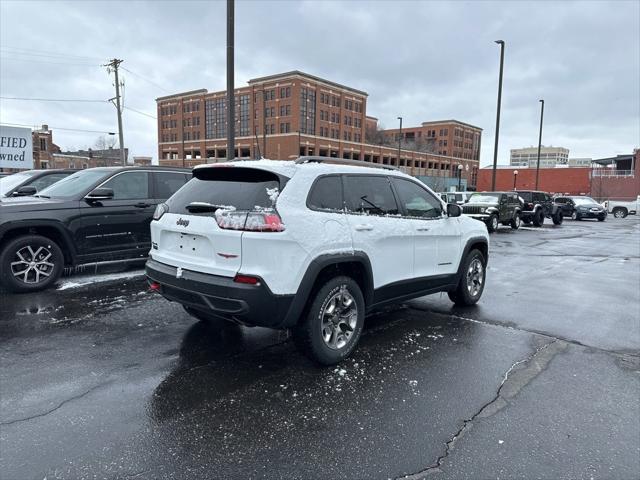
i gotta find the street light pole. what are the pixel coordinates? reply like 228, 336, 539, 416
535, 99, 545, 190
491, 40, 505, 191
397, 116, 402, 166
226, 0, 235, 161
458, 164, 463, 190
513, 169, 518, 190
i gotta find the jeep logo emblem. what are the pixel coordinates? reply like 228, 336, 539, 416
176, 218, 190, 227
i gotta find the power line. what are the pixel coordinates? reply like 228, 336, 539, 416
0, 122, 116, 135
0, 96, 107, 103
0, 55, 100, 67
0, 46, 103, 61
123, 106, 156, 119
120, 67, 171, 93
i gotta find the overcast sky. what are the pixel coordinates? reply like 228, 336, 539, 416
1, 0, 638, 165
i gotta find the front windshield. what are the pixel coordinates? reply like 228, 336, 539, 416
37, 169, 110, 199
0, 171, 38, 196
469, 193, 499, 203
572, 197, 598, 206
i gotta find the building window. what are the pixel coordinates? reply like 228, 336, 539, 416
238, 94, 249, 136
40, 138, 46, 151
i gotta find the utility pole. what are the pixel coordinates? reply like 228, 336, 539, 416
397, 116, 403, 166
105, 58, 126, 166
491, 40, 505, 191
535, 99, 545, 190
226, 0, 235, 160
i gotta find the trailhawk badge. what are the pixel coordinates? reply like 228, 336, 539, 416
176, 218, 189, 227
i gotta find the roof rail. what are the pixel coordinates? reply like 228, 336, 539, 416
295, 156, 399, 171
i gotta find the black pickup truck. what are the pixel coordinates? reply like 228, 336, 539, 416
0, 166, 190, 292
515, 190, 563, 226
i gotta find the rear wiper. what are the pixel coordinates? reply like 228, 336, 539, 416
185, 202, 230, 213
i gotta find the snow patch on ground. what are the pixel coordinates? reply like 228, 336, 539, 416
57, 270, 144, 291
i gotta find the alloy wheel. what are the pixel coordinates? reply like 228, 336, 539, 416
466, 258, 484, 297
321, 286, 358, 350
10, 245, 55, 284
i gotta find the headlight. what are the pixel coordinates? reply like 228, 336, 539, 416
153, 203, 169, 220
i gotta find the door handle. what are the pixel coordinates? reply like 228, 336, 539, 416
355, 224, 373, 231
134, 202, 151, 208
416, 227, 430, 231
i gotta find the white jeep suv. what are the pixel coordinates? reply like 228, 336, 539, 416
146, 157, 489, 365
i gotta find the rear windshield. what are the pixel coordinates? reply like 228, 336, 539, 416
166, 167, 285, 214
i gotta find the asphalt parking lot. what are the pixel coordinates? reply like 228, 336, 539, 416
1, 218, 639, 479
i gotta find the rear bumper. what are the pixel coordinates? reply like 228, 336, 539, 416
145, 258, 294, 328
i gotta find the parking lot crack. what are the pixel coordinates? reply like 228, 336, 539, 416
396, 339, 566, 479
0, 381, 111, 427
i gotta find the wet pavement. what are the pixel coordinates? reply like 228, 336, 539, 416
1, 218, 639, 479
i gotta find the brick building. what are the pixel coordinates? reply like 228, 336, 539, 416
156, 71, 481, 190
477, 149, 639, 200
32, 125, 61, 169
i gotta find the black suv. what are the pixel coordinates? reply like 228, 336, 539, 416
0, 169, 77, 198
555, 196, 607, 221
0, 166, 190, 292
516, 190, 563, 226
462, 191, 522, 233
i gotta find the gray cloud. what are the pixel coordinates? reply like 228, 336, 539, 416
1, 0, 638, 163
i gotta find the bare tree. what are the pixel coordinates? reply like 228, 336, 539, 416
95, 135, 117, 151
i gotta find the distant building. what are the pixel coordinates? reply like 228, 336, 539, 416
133, 156, 152, 166
156, 70, 482, 190
568, 157, 592, 167
510, 146, 569, 168
32, 125, 61, 169
60, 146, 128, 166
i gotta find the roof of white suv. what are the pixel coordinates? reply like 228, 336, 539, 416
192, 158, 414, 180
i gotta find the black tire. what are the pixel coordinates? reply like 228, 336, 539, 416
448, 249, 486, 306
612, 207, 627, 219
532, 209, 545, 227
597, 216, 606, 222
293, 275, 365, 365
0, 235, 64, 293
552, 210, 564, 225
510, 213, 521, 230
486, 214, 499, 233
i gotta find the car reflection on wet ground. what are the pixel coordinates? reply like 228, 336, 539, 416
1, 218, 639, 479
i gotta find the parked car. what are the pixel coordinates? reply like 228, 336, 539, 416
461, 191, 522, 233
0, 166, 191, 292
438, 191, 473, 205
560, 196, 607, 221
0, 169, 77, 198
601, 196, 639, 218
515, 190, 564, 226
145, 157, 489, 365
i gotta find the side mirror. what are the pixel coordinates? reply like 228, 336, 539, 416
447, 203, 462, 217
13, 185, 37, 196
85, 187, 114, 202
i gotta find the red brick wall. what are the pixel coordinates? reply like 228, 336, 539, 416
477, 167, 592, 195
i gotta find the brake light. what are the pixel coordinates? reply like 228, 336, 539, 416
233, 274, 260, 285
215, 210, 285, 232
149, 281, 161, 291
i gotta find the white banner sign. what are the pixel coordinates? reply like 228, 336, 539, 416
0, 125, 33, 170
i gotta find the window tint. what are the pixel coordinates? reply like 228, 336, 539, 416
167, 168, 282, 214
344, 175, 398, 215
308, 176, 343, 211
392, 178, 442, 218
101, 172, 149, 200
154, 172, 188, 199
29, 173, 69, 192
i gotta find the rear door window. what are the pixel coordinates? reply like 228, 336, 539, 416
343, 175, 399, 215
167, 167, 283, 214
153, 171, 189, 199
307, 176, 343, 211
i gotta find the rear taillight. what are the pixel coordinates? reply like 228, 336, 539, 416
215, 210, 285, 232
233, 274, 260, 285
